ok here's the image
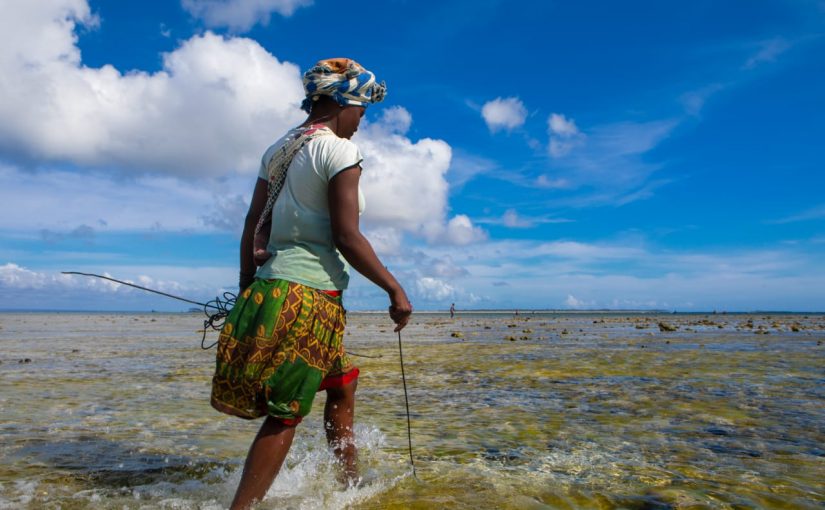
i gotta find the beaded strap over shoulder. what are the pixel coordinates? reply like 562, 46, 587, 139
253, 125, 335, 266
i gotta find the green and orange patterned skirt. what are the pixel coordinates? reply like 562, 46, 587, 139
210, 279, 357, 425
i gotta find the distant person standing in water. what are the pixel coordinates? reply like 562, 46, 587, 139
209, 58, 412, 510
450, 303, 456, 318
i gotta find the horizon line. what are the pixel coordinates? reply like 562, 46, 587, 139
0, 308, 823, 315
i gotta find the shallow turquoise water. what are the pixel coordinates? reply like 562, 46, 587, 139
0, 312, 823, 509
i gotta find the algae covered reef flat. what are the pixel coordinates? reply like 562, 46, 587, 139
0, 311, 823, 509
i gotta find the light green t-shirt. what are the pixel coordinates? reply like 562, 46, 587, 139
255, 127, 365, 290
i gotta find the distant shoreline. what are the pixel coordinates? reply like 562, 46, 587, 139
0, 309, 822, 315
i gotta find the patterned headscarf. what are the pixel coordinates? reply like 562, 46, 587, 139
301, 58, 387, 113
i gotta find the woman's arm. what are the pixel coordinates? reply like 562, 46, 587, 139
239, 177, 269, 290
328, 166, 412, 331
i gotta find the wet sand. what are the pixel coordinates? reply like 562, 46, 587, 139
1, 311, 823, 509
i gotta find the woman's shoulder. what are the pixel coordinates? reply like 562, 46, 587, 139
305, 134, 363, 178
309, 133, 362, 163
311, 132, 359, 152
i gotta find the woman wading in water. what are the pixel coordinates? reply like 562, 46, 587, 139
210, 58, 412, 509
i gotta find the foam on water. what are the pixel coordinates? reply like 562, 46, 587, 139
29, 423, 401, 510
258, 423, 405, 509
0, 480, 37, 509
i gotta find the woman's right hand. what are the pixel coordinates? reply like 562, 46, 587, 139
389, 288, 413, 332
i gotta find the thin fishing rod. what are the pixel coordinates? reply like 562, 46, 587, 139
397, 330, 418, 480
63, 271, 233, 349
62, 272, 215, 308
61, 271, 383, 357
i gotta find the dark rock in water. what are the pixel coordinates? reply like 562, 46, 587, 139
658, 322, 677, 332
19, 358, 32, 364
706, 443, 762, 458
483, 447, 524, 464
612, 493, 676, 510
15, 436, 227, 487
706, 427, 731, 436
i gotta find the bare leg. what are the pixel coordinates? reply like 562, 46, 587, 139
324, 378, 358, 484
230, 416, 297, 510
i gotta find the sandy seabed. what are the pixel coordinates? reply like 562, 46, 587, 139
1, 311, 824, 509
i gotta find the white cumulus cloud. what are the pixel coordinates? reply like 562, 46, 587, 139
355, 109, 485, 246
440, 215, 487, 245
415, 276, 455, 301
548, 113, 579, 136
564, 294, 594, 309
0, 1, 481, 253
0, 1, 305, 177
547, 113, 585, 157
182, 0, 313, 31
481, 97, 527, 133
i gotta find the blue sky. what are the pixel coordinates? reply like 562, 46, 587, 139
1, 0, 823, 311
